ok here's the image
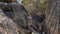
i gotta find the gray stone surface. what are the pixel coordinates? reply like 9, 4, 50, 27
0, 2, 46, 34
46, 0, 60, 34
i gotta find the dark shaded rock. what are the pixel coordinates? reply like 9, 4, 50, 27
32, 14, 46, 23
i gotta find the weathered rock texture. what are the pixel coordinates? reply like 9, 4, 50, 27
0, 2, 46, 34
0, 10, 18, 34
0, 3, 30, 34
45, 0, 60, 34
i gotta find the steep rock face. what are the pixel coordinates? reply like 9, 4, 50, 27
0, 2, 46, 34
46, 0, 60, 34
0, 3, 30, 34
0, 9, 18, 34
0, 3, 45, 34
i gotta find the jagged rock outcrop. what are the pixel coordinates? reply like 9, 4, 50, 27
45, 0, 60, 34
0, 2, 46, 34
0, 9, 18, 34
0, 3, 30, 34
0, 2, 44, 34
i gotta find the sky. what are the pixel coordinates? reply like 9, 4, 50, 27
17, 0, 23, 4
